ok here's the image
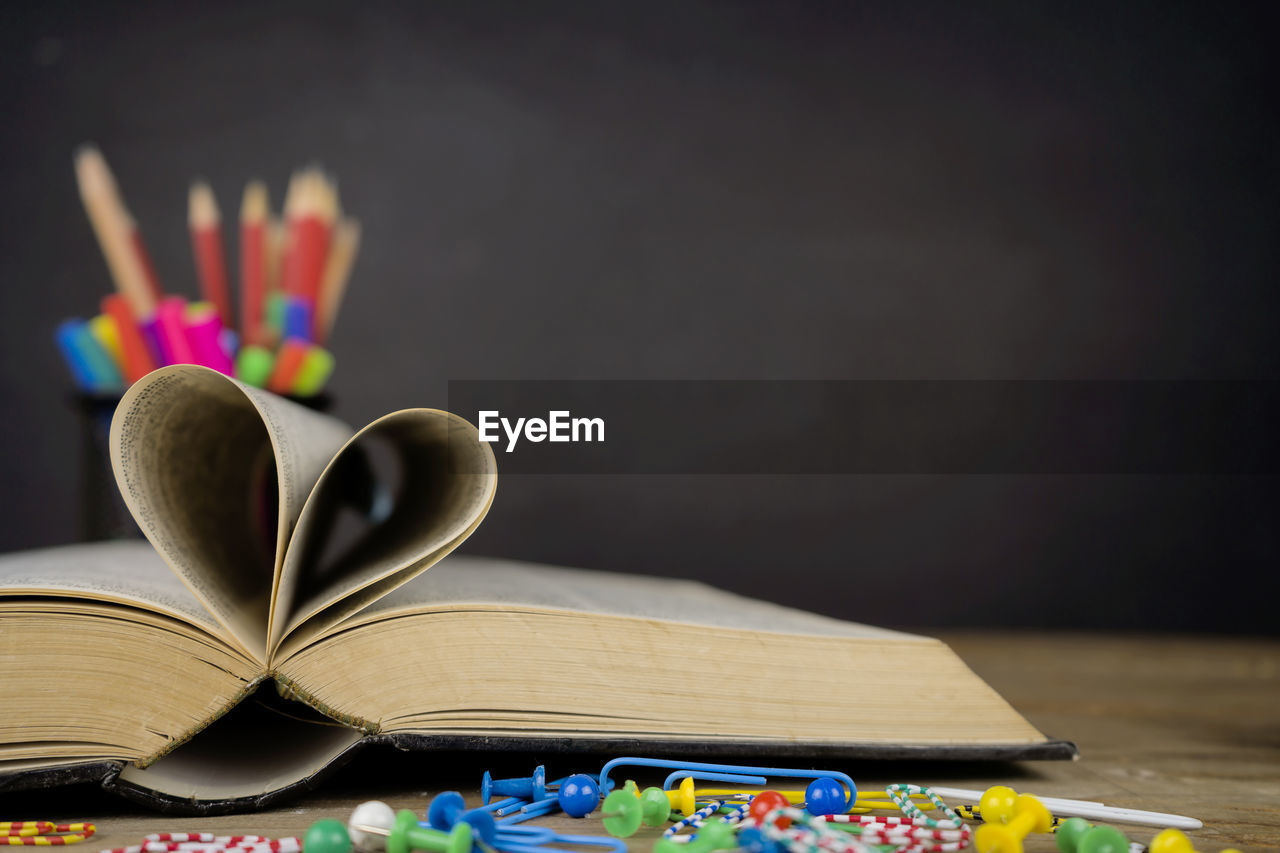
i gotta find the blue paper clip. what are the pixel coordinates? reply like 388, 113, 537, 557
598, 757, 858, 812
663, 770, 768, 788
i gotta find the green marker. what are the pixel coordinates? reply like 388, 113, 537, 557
235, 345, 275, 388
266, 292, 287, 341
291, 345, 335, 397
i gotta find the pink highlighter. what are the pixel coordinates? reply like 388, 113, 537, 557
155, 297, 195, 365
184, 303, 235, 375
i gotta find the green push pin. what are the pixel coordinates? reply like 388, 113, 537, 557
601, 785, 672, 837
303, 820, 353, 853
352, 809, 472, 853
1055, 816, 1131, 853
653, 819, 736, 853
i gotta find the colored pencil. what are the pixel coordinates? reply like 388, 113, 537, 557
315, 218, 360, 345
189, 181, 233, 328
74, 147, 157, 318
238, 181, 269, 346
282, 169, 336, 303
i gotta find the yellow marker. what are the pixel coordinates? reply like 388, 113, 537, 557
87, 314, 124, 376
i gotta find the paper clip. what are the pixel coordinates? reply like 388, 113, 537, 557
598, 757, 858, 812
1, 822, 96, 846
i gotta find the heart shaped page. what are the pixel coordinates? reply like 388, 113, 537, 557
110, 365, 354, 661
268, 408, 497, 662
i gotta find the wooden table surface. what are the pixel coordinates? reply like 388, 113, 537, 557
7, 632, 1278, 851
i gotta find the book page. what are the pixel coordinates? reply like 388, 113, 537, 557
270, 409, 497, 659
111, 366, 353, 660
0, 540, 225, 638
315, 555, 925, 641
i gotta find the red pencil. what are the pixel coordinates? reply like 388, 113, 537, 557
238, 181, 269, 345
189, 181, 233, 328
101, 293, 157, 383
129, 222, 164, 305
282, 169, 336, 304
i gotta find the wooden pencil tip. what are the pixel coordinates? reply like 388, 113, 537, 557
74, 145, 116, 196
189, 181, 220, 227
241, 180, 269, 222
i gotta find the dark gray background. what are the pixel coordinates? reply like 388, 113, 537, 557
1, 2, 1276, 632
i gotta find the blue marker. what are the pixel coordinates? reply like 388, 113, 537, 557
56, 319, 124, 393
283, 297, 313, 343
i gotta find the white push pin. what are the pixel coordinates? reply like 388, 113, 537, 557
348, 801, 396, 852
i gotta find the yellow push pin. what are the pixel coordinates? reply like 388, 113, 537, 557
1149, 828, 1242, 853
664, 777, 700, 817
974, 787, 1053, 853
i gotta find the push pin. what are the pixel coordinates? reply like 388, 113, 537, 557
973, 787, 1053, 853
1149, 828, 1242, 853
482, 766, 546, 805
557, 774, 601, 818
600, 785, 671, 837
804, 777, 846, 816
747, 791, 792, 829
1053, 817, 1130, 853
662, 777, 701, 817
653, 820, 736, 853
426, 792, 496, 842
303, 820, 353, 853
351, 810, 472, 853
734, 827, 782, 853
348, 803, 396, 853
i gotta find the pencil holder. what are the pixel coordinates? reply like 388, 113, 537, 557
74, 393, 135, 541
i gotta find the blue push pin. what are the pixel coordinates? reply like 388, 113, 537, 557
736, 827, 782, 853
557, 774, 600, 818
482, 766, 546, 805
804, 777, 846, 816
426, 792, 496, 842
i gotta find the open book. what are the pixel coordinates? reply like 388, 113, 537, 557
0, 365, 1074, 813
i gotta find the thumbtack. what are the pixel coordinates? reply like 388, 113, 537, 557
974, 788, 1053, 853
348, 803, 396, 852
482, 766, 546, 805
352, 810, 471, 853
600, 786, 671, 837
557, 774, 601, 818
425, 792, 496, 843
654, 820, 736, 853
748, 791, 792, 829
1054, 817, 1129, 853
661, 777, 703, 817
1149, 828, 1243, 853
803, 777, 845, 816
302, 821, 352, 853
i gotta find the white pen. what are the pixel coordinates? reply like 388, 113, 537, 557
927, 786, 1203, 830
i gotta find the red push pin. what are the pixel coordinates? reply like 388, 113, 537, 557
748, 791, 792, 830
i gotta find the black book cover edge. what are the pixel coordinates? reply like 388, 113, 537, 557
0, 734, 1079, 816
